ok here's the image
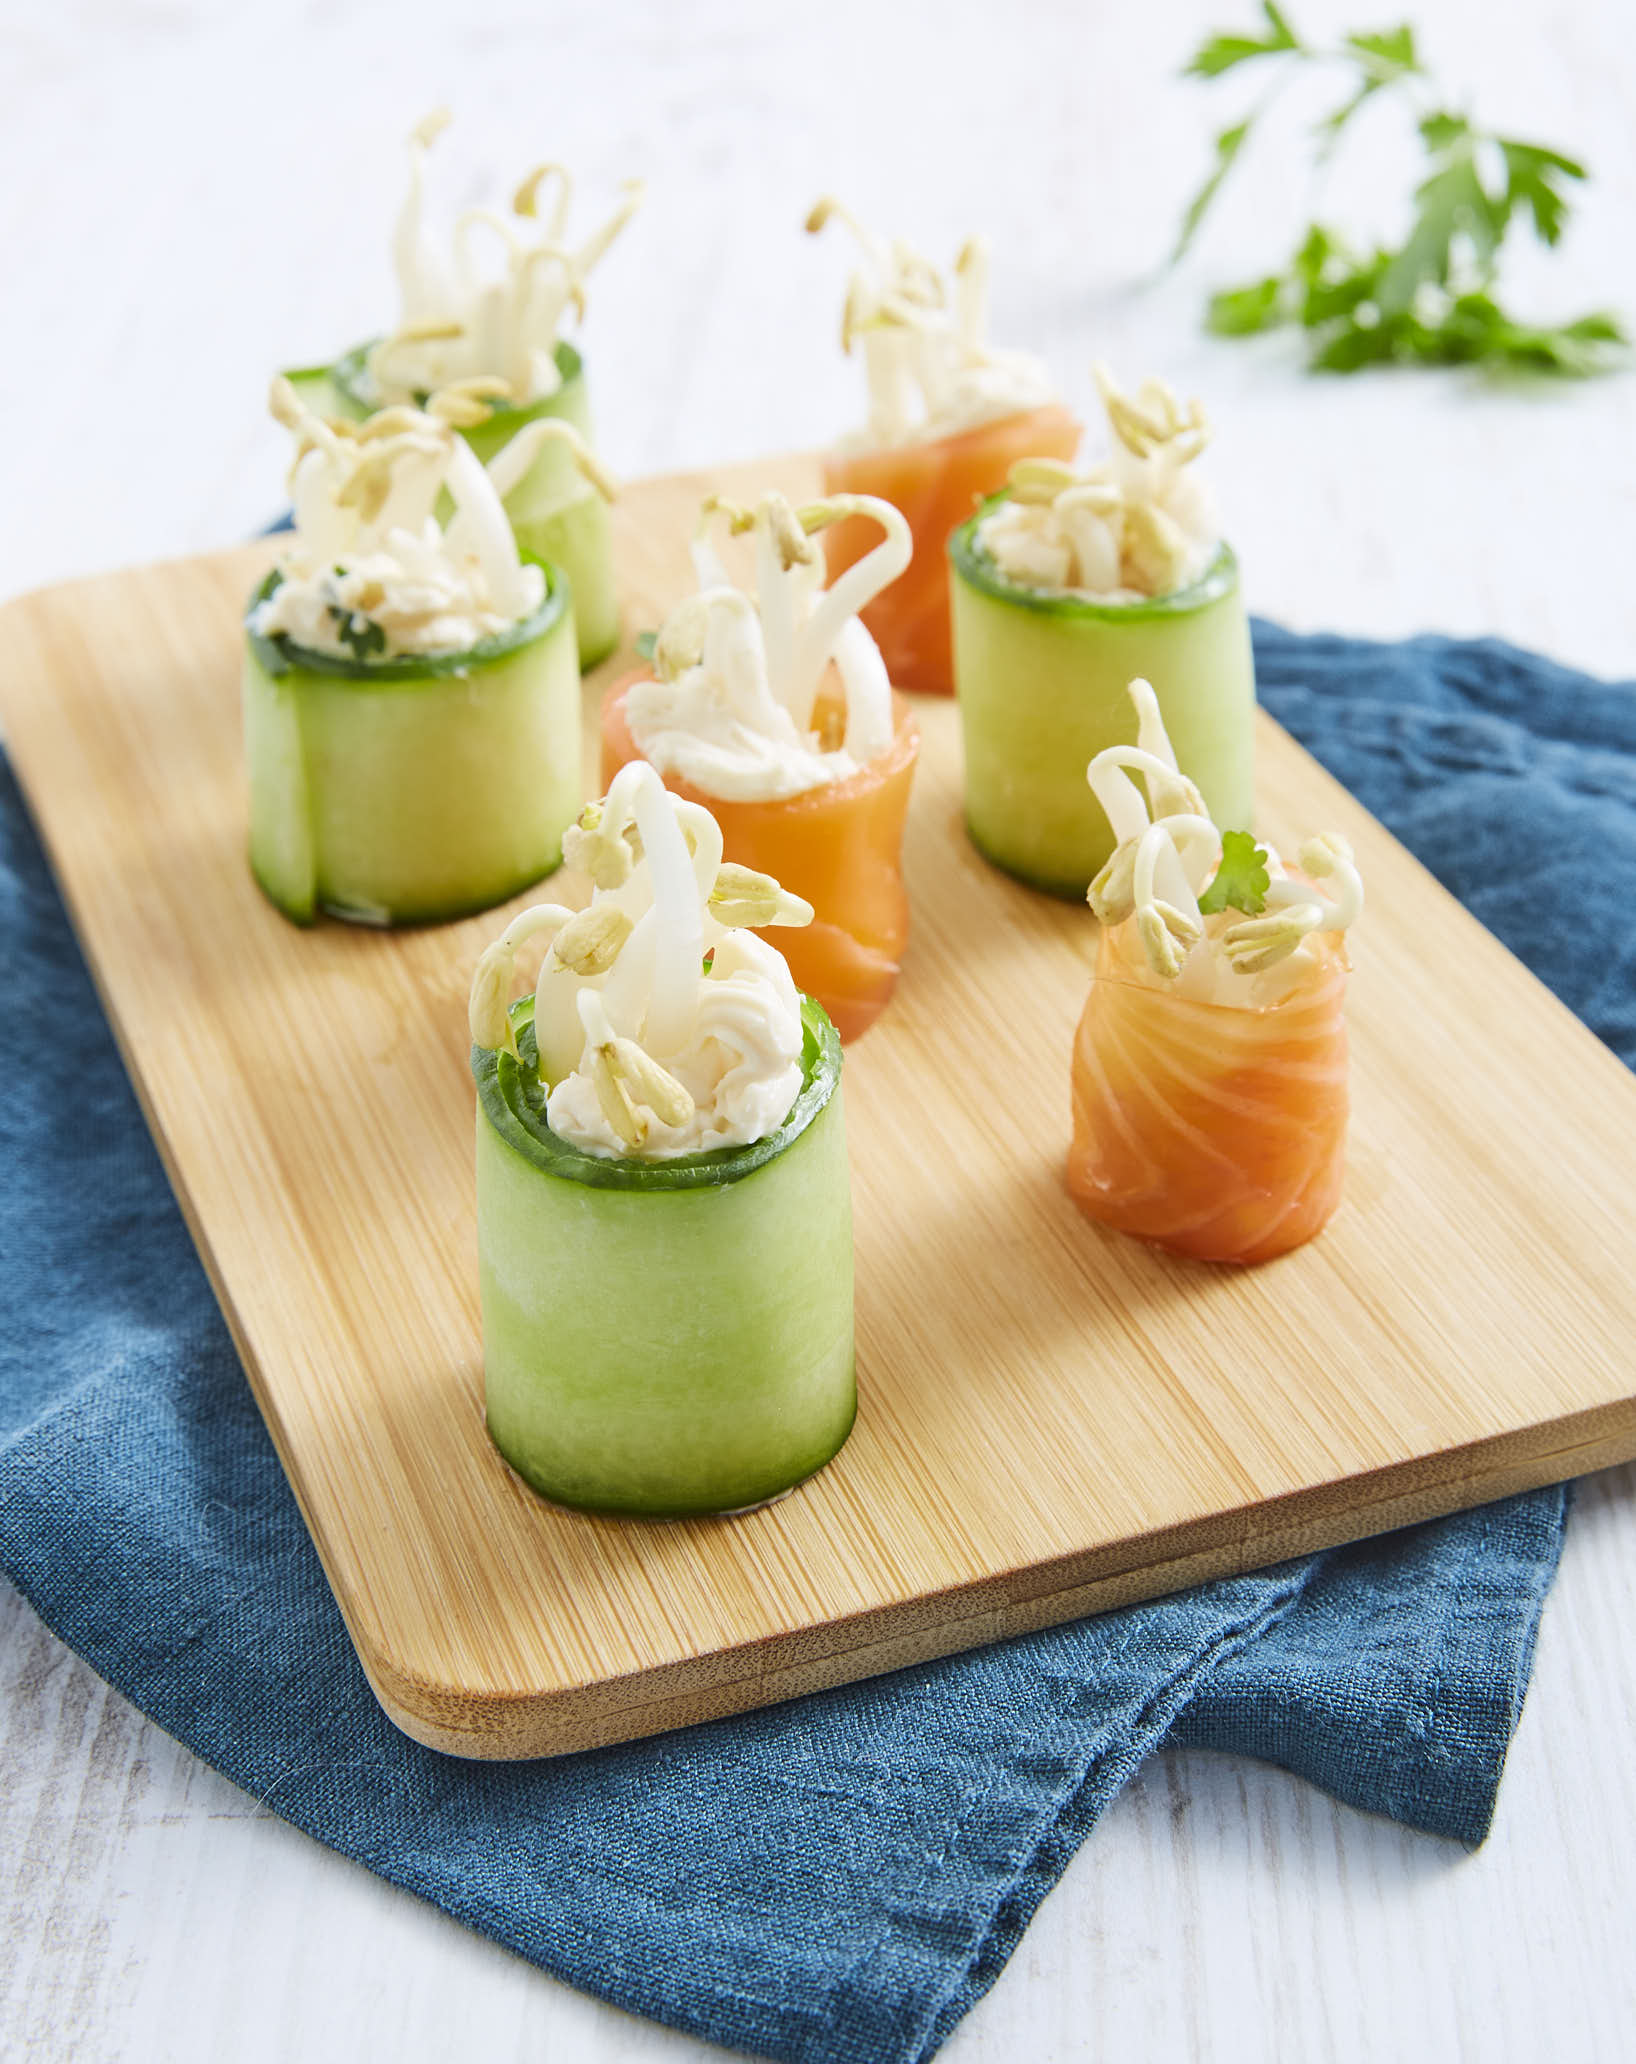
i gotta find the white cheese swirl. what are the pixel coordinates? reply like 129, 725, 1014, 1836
976, 365, 1220, 602
625, 491, 911, 803
468, 763, 818, 1161
254, 377, 607, 662
806, 198, 1058, 449
545, 930, 806, 1158
251, 542, 524, 660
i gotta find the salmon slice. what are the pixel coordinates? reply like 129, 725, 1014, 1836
820, 403, 1081, 697
1068, 919, 1350, 1264
601, 676, 920, 1043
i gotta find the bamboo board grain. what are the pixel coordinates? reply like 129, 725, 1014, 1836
3, 455, 1635, 1760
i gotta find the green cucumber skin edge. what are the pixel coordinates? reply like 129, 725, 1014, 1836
242, 559, 582, 928
320, 338, 619, 670
474, 1000, 856, 1517
472, 996, 843, 1193
948, 508, 1257, 895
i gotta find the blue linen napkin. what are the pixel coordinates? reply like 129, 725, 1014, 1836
4, 618, 1624, 2064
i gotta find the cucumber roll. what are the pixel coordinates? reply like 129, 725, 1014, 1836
282, 111, 639, 670
468, 763, 855, 1516
949, 366, 1256, 898
244, 376, 583, 927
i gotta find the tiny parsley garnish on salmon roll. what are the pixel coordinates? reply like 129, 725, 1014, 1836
1068, 678, 1363, 1265
468, 760, 855, 1517
949, 365, 1256, 899
601, 489, 920, 1042
245, 376, 609, 927
804, 198, 1080, 696
283, 111, 640, 669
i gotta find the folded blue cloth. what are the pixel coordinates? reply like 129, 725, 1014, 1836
5, 618, 1622, 2064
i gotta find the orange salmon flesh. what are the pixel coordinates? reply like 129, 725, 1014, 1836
820, 403, 1081, 697
1068, 920, 1351, 1264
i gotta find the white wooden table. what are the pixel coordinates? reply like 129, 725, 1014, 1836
3, 2, 1634, 2057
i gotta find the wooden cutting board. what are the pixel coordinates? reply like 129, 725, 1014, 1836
4, 456, 1634, 1760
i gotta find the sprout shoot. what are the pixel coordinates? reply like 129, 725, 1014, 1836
977, 365, 1220, 600
806, 199, 1057, 447
470, 763, 817, 1158
370, 112, 643, 407
255, 377, 611, 660
1087, 679, 1361, 996
625, 490, 911, 802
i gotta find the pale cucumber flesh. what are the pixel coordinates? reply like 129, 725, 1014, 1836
508, 494, 619, 671
280, 364, 348, 422
337, 343, 619, 672
478, 1086, 855, 1516
243, 646, 318, 922
460, 374, 618, 670
951, 553, 1256, 896
242, 606, 581, 927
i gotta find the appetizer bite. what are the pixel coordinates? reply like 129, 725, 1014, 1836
1068, 681, 1361, 1264
805, 199, 1079, 696
468, 762, 855, 1516
600, 489, 920, 1042
286, 111, 639, 668
949, 366, 1255, 897
245, 375, 593, 926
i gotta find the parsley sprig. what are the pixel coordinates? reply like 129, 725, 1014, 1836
1197, 829, 1271, 916
328, 607, 387, 662
1174, 5, 1627, 376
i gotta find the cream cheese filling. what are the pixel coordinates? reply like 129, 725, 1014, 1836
976, 365, 1221, 602
254, 377, 609, 661
625, 490, 910, 803
469, 763, 818, 1160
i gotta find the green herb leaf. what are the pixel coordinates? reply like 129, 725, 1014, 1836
1314, 81, 1378, 150
1344, 23, 1418, 76
1316, 24, 1417, 149
1183, 1, 1298, 79
634, 629, 658, 660
1185, 35, 1285, 78
1173, 118, 1253, 259
330, 610, 387, 662
1497, 139, 1586, 248
1198, 830, 1272, 916
1260, 0, 1300, 46
1417, 109, 1469, 153
1207, 274, 1288, 334
1446, 299, 1629, 375
1176, 8, 1625, 379
1289, 226, 1384, 324
1307, 316, 1401, 371
1377, 145, 1501, 316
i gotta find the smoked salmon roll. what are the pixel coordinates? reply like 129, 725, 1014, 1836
602, 491, 920, 1043
1067, 680, 1362, 1265
805, 199, 1079, 696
